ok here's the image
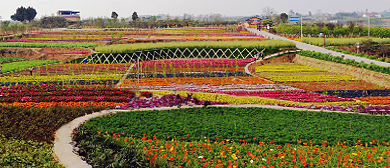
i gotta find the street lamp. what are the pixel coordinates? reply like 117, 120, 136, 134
319, 33, 326, 47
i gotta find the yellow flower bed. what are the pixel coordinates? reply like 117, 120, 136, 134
268, 75, 358, 82
144, 90, 368, 106
256, 65, 324, 72
0, 74, 122, 83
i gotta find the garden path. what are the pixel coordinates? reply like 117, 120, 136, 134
246, 28, 390, 67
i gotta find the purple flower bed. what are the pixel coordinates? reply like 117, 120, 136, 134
121, 94, 227, 109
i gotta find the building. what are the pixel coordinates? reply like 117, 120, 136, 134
363, 13, 381, 18
238, 16, 262, 27
57, 10, 80, 21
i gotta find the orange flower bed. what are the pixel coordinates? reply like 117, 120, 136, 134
121, 76, 272, 87
356, 97, 390, 105
0, 101, 127, 108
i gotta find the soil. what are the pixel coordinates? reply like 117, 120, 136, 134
0, 47, 95, 62
0, 48, 41, 59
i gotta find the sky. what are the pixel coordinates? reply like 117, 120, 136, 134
1, 0, 390, 20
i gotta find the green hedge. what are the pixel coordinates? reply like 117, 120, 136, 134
298, 50, 390, 74
95, 40, 296, 54
301, 38, 390, 46
0, 60, 60, 74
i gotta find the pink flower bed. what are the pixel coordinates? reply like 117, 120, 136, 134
139, 58, 253, 68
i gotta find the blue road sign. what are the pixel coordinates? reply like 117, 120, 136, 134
289, 17, 300, 22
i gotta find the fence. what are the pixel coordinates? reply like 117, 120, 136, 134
85, 48, 263, 64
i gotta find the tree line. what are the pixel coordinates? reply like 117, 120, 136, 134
274, 22, 390, 38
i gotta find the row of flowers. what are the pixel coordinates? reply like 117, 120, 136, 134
144, 90, 367, 106
130, 83, 351, 103
121, 76, 273, 87
41, 52, 90, 55
0, 101, 126, 108
130, 66, 246, 73
31, 31, 261, 37
0, 79, 119, 86
315, 89, 390, 98
356, 97, 390, 105
277, 104, 390, 114
0, 84, 134, 96
121, 94, 227, 109
137, 58, 253, 69
3, 38, 117, 42
126, 72, 250, 79
34, 64, 132, 72
0, 84, 135, 103
0, 74, 122, 83
267, 75, 358, 82
100, 134, 390, 167
256, 64, 324, 72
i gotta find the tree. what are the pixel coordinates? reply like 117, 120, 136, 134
111, 12, 118, 19
132, 12, 138, 21
262, 6, 276, 19
262, 19, 274, 27
40, 17, 68, 28
280, 13, 288, 23
11, 6, 37, 22
347, 21, 356, 34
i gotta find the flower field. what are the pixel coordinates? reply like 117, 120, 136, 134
75, 107, 390, 167
3, 25, 390, 167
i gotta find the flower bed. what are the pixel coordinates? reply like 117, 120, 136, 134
256, 64, 324, 72
356, 97, 390, 105
0, 84, 135, 103
282, 81, 386, 91
146, 90, 366, 106
126, 72, 250, 79
315, 89, 390, 98
132, 83, 351, 103
127, 58, 252, 73
121, 76, 273, 87
0, 74, 122, 86
74, 107, 390, 167
267, 75, 358, 82
30, 63, 132, 76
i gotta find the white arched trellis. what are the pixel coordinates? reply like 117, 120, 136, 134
85, 48, 262, 63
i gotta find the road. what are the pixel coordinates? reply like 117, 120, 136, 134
246, 28, 390, 67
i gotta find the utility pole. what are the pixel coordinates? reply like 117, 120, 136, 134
368, 15, 370, 37
300, 14, 303, 41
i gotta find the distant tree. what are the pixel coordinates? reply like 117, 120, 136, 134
262, 6, 276, 19
348, 21, 356, 34
132, 12, 139, 21
11, 6, 37, 22
326, 23, 335, 31
111, 12, 118, 19
280, 13, 288, 23
40, 17, 68, 28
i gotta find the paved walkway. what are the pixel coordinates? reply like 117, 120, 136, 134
246, 28, 390, 67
